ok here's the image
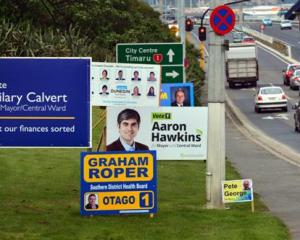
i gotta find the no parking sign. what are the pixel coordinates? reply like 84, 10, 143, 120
210, 5, 236, 35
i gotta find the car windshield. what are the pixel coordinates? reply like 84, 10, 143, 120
260, 88, 282, 95
294, 70, 300, 76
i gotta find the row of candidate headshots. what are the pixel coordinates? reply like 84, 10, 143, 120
100, 69, 157, 81
99, 85, 156, 96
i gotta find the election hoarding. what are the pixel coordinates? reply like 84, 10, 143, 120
0, 58, 91, 147
91, 62, 161, 106
80, 151, 157, 215
222, 179, 254, 203
106, 107, 208, 160
160, 83, 194, 106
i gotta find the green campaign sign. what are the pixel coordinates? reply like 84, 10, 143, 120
117, 43, 183, 65
162, 66, 184, 83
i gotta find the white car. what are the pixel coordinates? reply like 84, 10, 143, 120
289, 69, 300, 90
254, 86, 288, 113
280, 20, 292, 30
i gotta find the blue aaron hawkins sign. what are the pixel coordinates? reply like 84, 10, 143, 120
0, 58, 91, 147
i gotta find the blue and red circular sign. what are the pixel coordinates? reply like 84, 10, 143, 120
210, 5, 236, 35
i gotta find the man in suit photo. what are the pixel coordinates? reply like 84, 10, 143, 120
106, 108, 149, 151
131, 70, 141, 81
85, 193, 98, 210
171, 88, 189, 107
115, 70, 125, 80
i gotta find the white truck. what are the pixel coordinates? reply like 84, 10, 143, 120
226, 43, 259, 88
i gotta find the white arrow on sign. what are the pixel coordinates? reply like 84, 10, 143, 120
166, 70, 179, 79
167, 49, 175, 63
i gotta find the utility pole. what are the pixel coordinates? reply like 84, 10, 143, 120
159, 0, 163, 15
206, 0, 226, 209
177, 0, 186, 82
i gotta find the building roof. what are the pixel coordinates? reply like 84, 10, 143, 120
285, 0, 300, 20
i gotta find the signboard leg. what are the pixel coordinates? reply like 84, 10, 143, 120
150, 213, 154, 218
251, 200, 255, 213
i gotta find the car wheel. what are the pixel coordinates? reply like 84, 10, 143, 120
229, 82, 235, 88
252, 82, 257, 87
255, 106, 260, 113
283, 106, 288, 112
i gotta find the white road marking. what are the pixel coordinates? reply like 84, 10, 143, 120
262, 114, 289, 120
275, 114, 289, 120
262, 116, 274, 120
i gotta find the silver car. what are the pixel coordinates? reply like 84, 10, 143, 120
289, 69, 300, 90
254, 86, 288, 113
280, 20, 292, 30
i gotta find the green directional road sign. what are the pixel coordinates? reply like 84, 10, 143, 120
162, 65, 184, 83
117, 43, 183, 65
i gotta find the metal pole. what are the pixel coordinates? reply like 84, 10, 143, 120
206, 0, 225, 209
239, 2, 243, 25
177, 0, 186, 82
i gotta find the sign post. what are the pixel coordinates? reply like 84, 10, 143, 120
117, 43, 184, 83
206, 4, 236, 209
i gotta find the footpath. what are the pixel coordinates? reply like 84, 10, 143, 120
226, 116, 300, 240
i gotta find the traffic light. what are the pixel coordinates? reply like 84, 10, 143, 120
185, 18, 193, 32
198, 26, 206, 41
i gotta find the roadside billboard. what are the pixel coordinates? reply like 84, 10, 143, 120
160, 83, 194, 106
0, 58, 91, 147
222, 179, 254, 203
91, 62, 161, 106
106, 107, 208, 160
80, 151, 157, 215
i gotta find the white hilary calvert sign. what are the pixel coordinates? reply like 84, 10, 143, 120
91, 62, 161, 107
106, 107, 208, 160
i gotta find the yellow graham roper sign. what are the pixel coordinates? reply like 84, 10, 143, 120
83, 153, 154, 183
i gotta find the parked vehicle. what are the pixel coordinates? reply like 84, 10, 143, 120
280, 20, 292, 30
232, 31, 244, 43
226, 43, 259, 88
293, 101, 300, 132
289, 69, 300, 90
282, 64, 300, 85
254, 86, 288, 113
242, 36, 255, 44
262, 18, 272, 26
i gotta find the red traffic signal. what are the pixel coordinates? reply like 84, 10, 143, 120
198, 26, 206, 41
185, 18, 193, 32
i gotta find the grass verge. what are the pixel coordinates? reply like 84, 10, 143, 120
0, 107, 290, 240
